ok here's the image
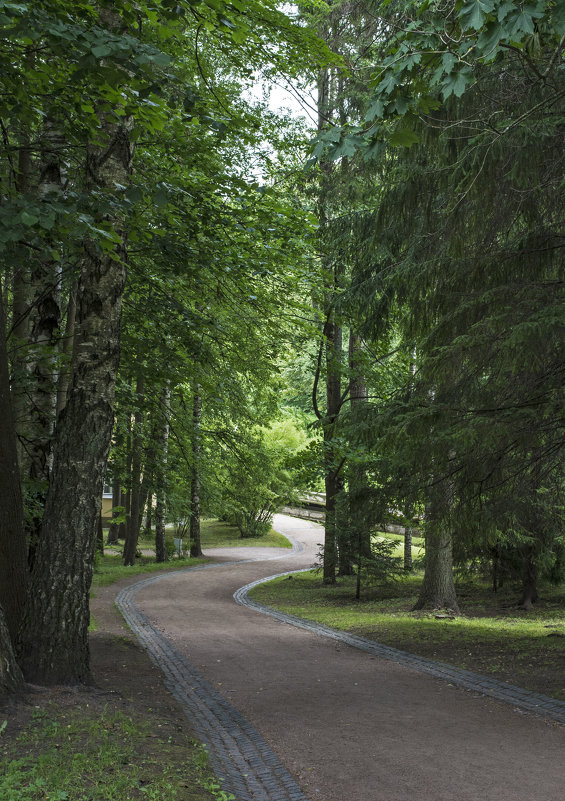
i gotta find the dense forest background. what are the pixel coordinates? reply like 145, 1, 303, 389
1, 0, 563, 694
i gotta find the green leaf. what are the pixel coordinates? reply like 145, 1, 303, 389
389, 128, 419, 148
323, 127, 342, 144
39, 214, 55, 230
365, 98, 384, 122
153, 187, 169, 207
91, 44, 112, 59
497, 0, 516, 23
441, 68, 472, 99
126, 186, 143, 204
149, 52, 172, 66
552, 2, 565, 35
506, 8, 540, 38
459, 0, 495, 31
477, 21, 504, 61
21, 210, 39, 226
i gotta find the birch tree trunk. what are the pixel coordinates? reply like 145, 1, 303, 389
55, 286, 77, 419
17, 117, 131, 684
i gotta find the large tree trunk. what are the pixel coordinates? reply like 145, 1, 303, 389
413, 524, 459, 612
24, 255, 61, 567
315, 55, 344, 586
0, 602, 23, 699
55, 286, 77, 419
10, 137, 33, 467
20, 119, 65, 566
17, 119, 131, 684
413, 483, 459, 612
519, 544, 538, 611
0, 285, 29, 643
154, 383, 170, 563
190, 385, 203, 558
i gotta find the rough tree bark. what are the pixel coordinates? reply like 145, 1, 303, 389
55, 286, 77, 419
0, 602, 23, 699
19, 120, 67, 570
17, 117, 131, 684
413, 484, 459, 613
0, 285, 29, 644
10, 135, 33, 467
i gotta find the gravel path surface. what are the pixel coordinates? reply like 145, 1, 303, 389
117, 515, 565, 801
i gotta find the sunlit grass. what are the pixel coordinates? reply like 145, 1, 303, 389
198, 519, 292, 549
92, 552, 207, 588
94, 518, 291, 590
251, 569, 565, 700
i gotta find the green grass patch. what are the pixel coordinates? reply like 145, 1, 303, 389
251, 570, 565, 700
92, 552, 208, 588
198, 519, 292, 549
0, 703, 230, 801
95, 518, 290, 591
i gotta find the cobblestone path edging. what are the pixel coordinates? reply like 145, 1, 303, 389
235, 568, 565, 727
115, 537, 565, 801
115, 542, 309, 801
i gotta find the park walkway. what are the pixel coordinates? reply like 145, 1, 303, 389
116, 515, 565, 801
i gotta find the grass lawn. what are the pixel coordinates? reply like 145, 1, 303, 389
3, 516, 285, 801
102, 519, 291, 562
250, 568, 565, 701
0, 702, 229, 801
92, 551, 208, 588
95, 519, 290, 589
198, 519, 292, 549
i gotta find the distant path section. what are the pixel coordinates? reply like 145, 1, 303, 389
117, 515, 565, 801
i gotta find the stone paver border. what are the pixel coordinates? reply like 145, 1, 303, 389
115, 547, 309, 801
115, 536, 565, 801
235, 568, 565, 726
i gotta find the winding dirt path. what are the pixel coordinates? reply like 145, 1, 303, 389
128, 515, 565, 801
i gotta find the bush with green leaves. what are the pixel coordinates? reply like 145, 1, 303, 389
215, 414, 310, 538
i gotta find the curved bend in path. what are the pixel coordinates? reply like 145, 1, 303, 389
116, 515, 565, 801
